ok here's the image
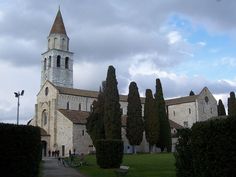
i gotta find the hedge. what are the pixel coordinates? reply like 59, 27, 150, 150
96, 139, 123, 168
0, 123, 42, 177
175, 117, 236, 177
174, 128, 193, 177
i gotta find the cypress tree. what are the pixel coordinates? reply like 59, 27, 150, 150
189, 90, 195, 96
144, 89, 159, 152
86, 85, 105, 147
155, 78, 172, 152
228, 92, 236, 116
104, 65, 122, 139
217, 99, 226, 116
96, 66, 123, 168
126, 82, 144, 153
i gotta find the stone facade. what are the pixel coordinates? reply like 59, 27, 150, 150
29, 9, 219, 157
167, 87, 217, 128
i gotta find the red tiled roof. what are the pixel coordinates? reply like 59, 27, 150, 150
169, 119, 183, 129
165, 95, 198, 106
59, 109, 183, 130
49, 9, 67, 35
58, 109, 89, 124
55, 86, 134, 103
58, 109, 127, 126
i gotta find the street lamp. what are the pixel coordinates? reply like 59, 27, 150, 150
14, 90, 24, 125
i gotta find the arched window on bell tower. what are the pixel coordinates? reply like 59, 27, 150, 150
53, 37, 57, 48
48, 56, 51, 68
65, 57, 69, 69
48, 39, 50, 50
57, 55, 61, 67
62, 38, 65, 50
44, 58, 47, 71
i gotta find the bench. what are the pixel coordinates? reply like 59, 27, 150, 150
114, 165, 129, 177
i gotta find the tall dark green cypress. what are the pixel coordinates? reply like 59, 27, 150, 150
228, 92, 236, 116
126, 82, 144, 153
144, 89, 159, 152
189, 90, 195, 96
155, 78, 172, 152
104, 65, 122, 139
86, 84, 105, 147
217, 99, 226, 116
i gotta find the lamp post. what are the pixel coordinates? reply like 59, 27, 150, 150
14, 90, 24, 125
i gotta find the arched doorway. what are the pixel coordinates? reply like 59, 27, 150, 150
41, 141, 47, 157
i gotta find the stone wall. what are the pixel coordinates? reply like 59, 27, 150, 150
168, 102, 197, 128
58, 94, 96, 112
73, 124, 93, 154
56, 111, 73, 156
197, 87, 217, 122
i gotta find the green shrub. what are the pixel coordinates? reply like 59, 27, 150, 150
191, 117, 236, 177
174, 128, 193, 177
0, 123, 41, 177
96, 139, 123, 168
175, 117, 236, 177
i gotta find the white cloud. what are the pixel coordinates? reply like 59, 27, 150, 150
197, 41, 206, 46
167, 31, 182, 44
219, 57, 236, 67
1, 0, 236, 124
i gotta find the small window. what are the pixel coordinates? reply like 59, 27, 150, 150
82, 130, 85, 136
67, 102, 69, 110
48, 56, 51, 68
42, 110, 47, 125
183, 121, 188, 128
210, 108, 213, 114
44, 58, 47, 70
57, 55, 61, 67
90, 105, 93, 112
62, 38, 65, 48
53, 38, 57, 48
78, 103, 81, 111
45, 87, 49, 96
205, 96, 209, 104
189, 108, 191, 114
173, 111, 175, 116
65, 57, 69, 69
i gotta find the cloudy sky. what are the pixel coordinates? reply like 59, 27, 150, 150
1, 0, 236, 124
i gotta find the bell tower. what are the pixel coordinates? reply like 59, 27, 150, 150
41, 9, 73, 88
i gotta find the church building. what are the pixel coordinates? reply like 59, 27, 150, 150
28, 9, 218, 156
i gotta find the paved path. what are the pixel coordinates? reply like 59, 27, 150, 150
42, 157, 86, 177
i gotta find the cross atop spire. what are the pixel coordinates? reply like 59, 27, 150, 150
49, 9, 67, 35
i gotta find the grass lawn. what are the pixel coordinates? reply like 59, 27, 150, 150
74, 153, 176, 177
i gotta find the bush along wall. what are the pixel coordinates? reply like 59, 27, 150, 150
0, 123, 42, 177
174, 128, 193, 177
96, 139, 123, 168
175, 117, 236, 177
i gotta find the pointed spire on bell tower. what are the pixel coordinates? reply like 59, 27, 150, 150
41, 8, 74, 88
49, 8, 67, 35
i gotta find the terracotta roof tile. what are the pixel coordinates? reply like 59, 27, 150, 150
169, 119, 183, 129
56, 86, 134, 102
55, 85, 197, 106
58, 109, 89, 124
50, 9, 67, 35
165, 95, 198, 106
